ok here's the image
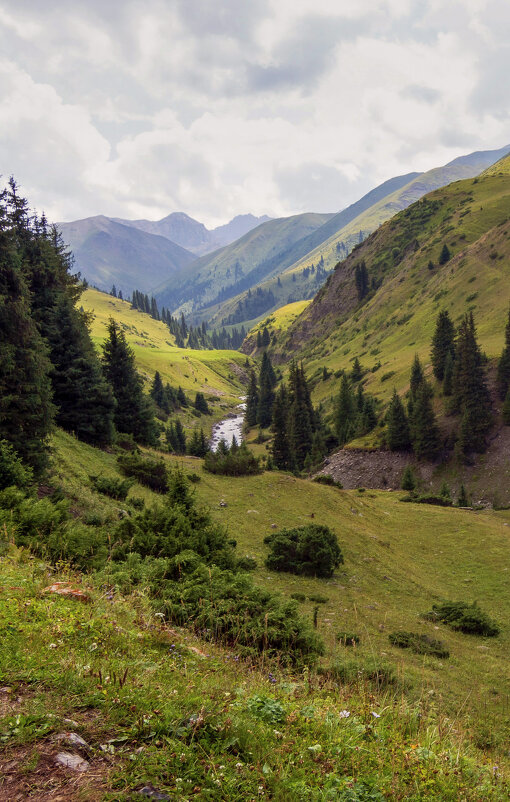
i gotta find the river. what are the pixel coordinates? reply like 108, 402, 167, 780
210, 398, 246, 451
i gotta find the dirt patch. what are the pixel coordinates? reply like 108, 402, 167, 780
317, 449, 435, 490
0, 685, 35, 719
0, 742, 110, 801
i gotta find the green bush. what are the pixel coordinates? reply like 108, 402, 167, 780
400, 494, 452, 507
308, 594, 329, 604
422, 601, 500, 637
389, 631, 449, 658
117, 453, 169, 493
0, 440, 33, 491
290, 592, 306, 602
264, 524, 343, 578
90, 474, 134, 501
336, 632, 360, 646
237, 556, 257, 571
126, 496, 145, 510
204, 442, 261, 477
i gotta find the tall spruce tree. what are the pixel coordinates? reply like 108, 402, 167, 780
257, 352, 276, 427
386, 389, 411, 451
102, 318, 157, 445
0, 190, 54, 473
431, 310, 455, 381
411, 382, 441, 460
287, 362, 313, 470
497, 308, 510, 401
452, 313, 492, 454
335, 374, 355, 446
271, 384, 291, 470
409, 354, 425, 400
245, 369, 259, 427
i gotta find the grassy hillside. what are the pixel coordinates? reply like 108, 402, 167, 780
481, 152, 510, 177
202, 147, 510, 329
275, 172, 510, 413
43, 431, 510, 762
154, 212, 333, 318
81, 288, 248, 420
59, 216, 195, 296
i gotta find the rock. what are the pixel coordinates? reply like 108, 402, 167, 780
42, 584, 91, 603
136, 785, 171, 800
55, 751, 90, 772
271, 523, 277, 529
54, 732, 90, 754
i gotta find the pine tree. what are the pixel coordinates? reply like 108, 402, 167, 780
386, 389, 411, 451
457, 484, 469, 507
335, 375, 355, 446
287, 362, 313, 470
409, 354, 424, 400
102, 318, 157, 445
443, 351, 454, 396
257, 352, 276, 427
177, 386, 187, 407
194, 392, 210, 415
503, 389, 510, 426
271, 384, 291, 470
438, 244, 451, 264
401, 465, 416, 491
351, 357, 362, 383
431, 310, 455, 380
497, 308, 510, 400
256, 330, 262, 348
151, 371, 168, 412
245, 370, 259, 427
354, 260, 369, 300
262, 326, 270, 347
0, 193, 54, 473
452, 313, 492, 454
412, 382, 441, 460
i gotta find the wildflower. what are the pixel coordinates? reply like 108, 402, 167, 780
235, 762, 244, 772
273, 729, 283, 739
48, 643, 57, 649
371, 711, 380, 718
339, 710, 350, 718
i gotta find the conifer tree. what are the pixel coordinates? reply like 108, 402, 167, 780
457, 484, 469, 507
287, 362, 313, 470
401, 465, 416, 491
438, 243, 451, 264
245, 370, 259, 427
102, 318, 157, 445
194, 392, 210, 415
351, 357, 363, 383
409, 354, 424, 400
354, 260, 369, 300
411, 382, 440, 460
257, 352, 276, 427
452, 313, 492, 454
497, 308, 510, 400
431, 310, 455, 380
503, 390, 510, 426
386, 389, 411, 451
256, 330, 262, 348
443, 351, 454, 396
0, 193, 54, 473
177, 386, 187, 407
335, 375, 355, 446
271, 384, 291, 470
262, 326, 270, 347
151, 371, 169, 413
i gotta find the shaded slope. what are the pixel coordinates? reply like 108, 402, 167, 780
207, 146, 510, 328
153, 212, 333, 317
59, 216, 195, 296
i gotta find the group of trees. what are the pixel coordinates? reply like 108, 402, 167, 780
0, 180, 121, 474
131, 287, 245, 350
334, 369, 378, 446
246, 351, 278, 429
387, 309, 495, 460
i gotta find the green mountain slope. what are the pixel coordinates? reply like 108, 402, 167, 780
153, 212, 333, 317
58, 215, 195, 296
206, 146, 510, 329
270, 169, 510, 414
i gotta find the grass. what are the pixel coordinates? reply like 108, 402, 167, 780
1, 542, 508, 800
49, 430, 510, 763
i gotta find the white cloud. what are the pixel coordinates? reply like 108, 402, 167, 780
0, 0, 508, 226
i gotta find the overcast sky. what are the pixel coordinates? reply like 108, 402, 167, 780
0, 0, 509, 227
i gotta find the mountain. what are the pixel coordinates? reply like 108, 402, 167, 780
114, 211, 271, 256
153, 212, 334, 320
58, 215, 195, 296
269, 162, 510, 419
201, 145, 510, 329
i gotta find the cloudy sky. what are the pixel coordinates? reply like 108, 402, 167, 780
1, 0, 509, 227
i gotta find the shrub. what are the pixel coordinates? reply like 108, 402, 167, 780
290, 592, 306, 602
389, 631, 449, 658
400, 494, 452, 507
264, 524, 343, 578
0, 440, 33, 491
422, 601, 500, 636
127, 496, 145, 510
204, 442, 261, 476
187, 472, 201, 483
308, 594, 329, 604
237, 556, 257, 571
401, 465, 416, 492
117, 453, 169, 493
247, 695, 286, 724
320, 658, 397, 688
90, 474, 134, 501
313, 475, 343, 489
336, 632, 360, 646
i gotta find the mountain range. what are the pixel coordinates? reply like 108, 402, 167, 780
58, 144, 509, 323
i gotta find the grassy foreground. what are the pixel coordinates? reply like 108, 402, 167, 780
1, 540, 507, 801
